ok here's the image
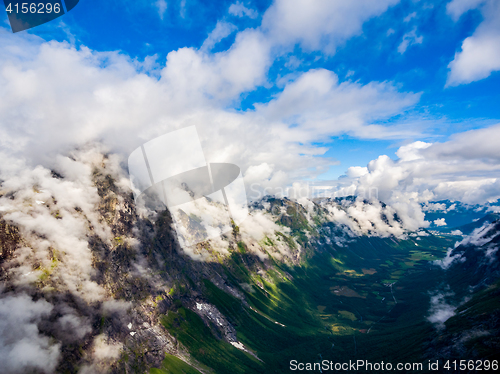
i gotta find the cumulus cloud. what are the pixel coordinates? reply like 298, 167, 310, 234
1, 0, 496, 260
424, 123, 500, 161
332, 124, 500, 213
298, 122, 500, 235
321, 197, 410, 238
239, 210, 295, 261
434, 218, 447, 227
446, 0, 500, 86
0, 294, 61, 373
0, 22, 423, 198
164, 192, 300, 262
0, 0, 435, 270
396, 141, 431, 161
423, 202, 456, 213
346, 166, 368, 178
434, 221, 500, 271
2, 0, 478, 370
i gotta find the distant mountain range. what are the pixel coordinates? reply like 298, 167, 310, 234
423, 199, 500, 233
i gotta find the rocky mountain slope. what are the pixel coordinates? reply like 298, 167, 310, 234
426, 221, 500, 367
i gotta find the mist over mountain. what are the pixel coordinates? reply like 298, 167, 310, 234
1, 147, 499, 373
1, 0, 500, 373
427, 220, 500, 363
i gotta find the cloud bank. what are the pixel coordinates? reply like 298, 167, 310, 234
0, 294, 60, 374
447, 0, 500, 86
333, 125, 500, 211
0, 0, 418, 197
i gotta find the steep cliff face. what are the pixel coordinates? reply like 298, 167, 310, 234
1, 149, 499, 374
448, 221, 500, 286
0, 219, 21, 263
0, 149, 318, 373
425, 221, 500, 364
0, 150, 178, 374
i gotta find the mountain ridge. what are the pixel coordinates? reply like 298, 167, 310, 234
0, 150, 499, 373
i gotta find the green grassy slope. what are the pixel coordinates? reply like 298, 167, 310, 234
150, 354, 202, 374
156, 230, 459, 373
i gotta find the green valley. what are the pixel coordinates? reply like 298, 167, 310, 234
153, 217, 462, 373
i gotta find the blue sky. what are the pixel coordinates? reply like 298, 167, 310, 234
22, 1, 496, 122
1, 0, 500, 203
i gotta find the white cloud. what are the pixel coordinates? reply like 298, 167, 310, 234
424, 123, 500, 161
6, 0, 498, 244
423, 203, 447, 211
162, 28, 272, 103
78, 334, 123, 374
0, 0, 411, 192
261, 0, 399, 54
5, 0, 496, 369
404, 11, 417, 22
0, 24, 425, 198
447, 0, 500, 86
346, 166, 368, 178
457, 222, 498, 246
0, 294, 61, 373
398, 27, 423, 54
434, 247, 465, 269
180, 0, 186, 18
434, 218, 447, 226
336, 198, 408, 237
201, 21, 238, 51
228, 2, 258, 19
333, 123, 500, 209
244, 163, 274, 184
427, 290, 456, 328
396, 141, 431, 161
0, 149, 115, 303
447, 0, 486, 21
0, 148, 140, 370
155, 0, 168, 20
256, 69, 420, 141
423, 202, 457, 213
285, 55, 302, 69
